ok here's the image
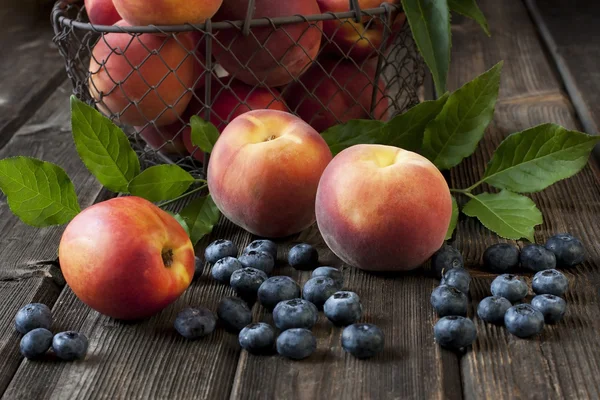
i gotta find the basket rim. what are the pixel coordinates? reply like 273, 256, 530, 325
52, 1, 403, 34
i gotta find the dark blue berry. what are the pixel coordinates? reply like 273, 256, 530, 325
531, 294, 566, 324
302, 277, 338, 310
205, 239, 237, 264
341, 323, 384, 359
288, 243, 318, 270
430, 285, 468, 317
520, 244, 556, 272
441, 268, 471, 294
217, 297, 252, 333
238, 251, 274, 275
434, 316, 477, 350
257, 276, 301, 311
20, 328, 53, 359
545, 234, 585, 267
483, 243, 520, 273
52, 331, 89, 361
15, 303, 53, 334
504, 304, 544, 338
311, 267, 343, 290
431, 245, 463, 278
477, 296, 511, 325
532, 269, 569, 296
230, 267, 268, 303
490, 274, 528, 303
244, 240, 277, 260
193, 256, 204, 281
273, 298, 318, 331
211, 257, 243, 284
323, 291, 362, 326
276, 328, 317, 360
239, 323, 276, 355
174, 307, 216, 340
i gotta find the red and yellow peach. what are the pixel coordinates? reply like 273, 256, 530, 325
112, 0, 223, 26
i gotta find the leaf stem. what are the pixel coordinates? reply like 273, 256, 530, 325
450, 188, 477, 199
195, 178, 207, 184
157, 185, 207, 209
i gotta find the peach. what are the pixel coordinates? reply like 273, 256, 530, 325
112, 0, 222, 26
208, 110, 332, 237
315, 145, 452, 271
89, 21, 195, 127
85, 0, 121, 26
283, 58, 389, 132
58, 196, 195, 320
212, 0, 323, 87
135, 121, 188, 155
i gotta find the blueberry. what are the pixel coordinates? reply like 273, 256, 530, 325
477, 296, 511, 325
14, 303, 53, 334
20, 328, 53, 360
441, 268, 471, 294
430, 285, 468, 317
483, 243, 520, 273
257, 276, 301, 311
52, 331, 89, 361
244, 240, 277, 260
239, 322, 276, 355
323, 291, 362, 326
273, 298, 318, 331
302, 277, 338, 310
311, 267, 343, 290
193, 256, 204, 281
532, 269, 569, 296
434, 316, 477, 350
431, 245, 463, 278
217, 297, 252, 333
174, 307, 216, 340
341, 323, 384, 359
288, 243, 318, 270
230, 267, 268, 302
490, 274, 528, 303
504, 304, 545, 338
545, 233, 585, 267
276, 328, 317, 360
238, 251, 274, 275
205, 239, 237, 264
531, 294, 567, 324
211, 257, 243, 284
520, 244, 556, 272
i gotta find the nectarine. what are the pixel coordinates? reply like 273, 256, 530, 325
85, 0, 121, 26
112, 0, 223, 26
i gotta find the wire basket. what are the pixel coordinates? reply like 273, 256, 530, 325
51, 0, 424, 176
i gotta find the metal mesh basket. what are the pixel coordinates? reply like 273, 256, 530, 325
51, 0, 424, 176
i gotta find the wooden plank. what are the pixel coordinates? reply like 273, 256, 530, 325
449, 1, 600, 398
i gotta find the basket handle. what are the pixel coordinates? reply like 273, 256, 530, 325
242, 0, 256, 36
348, 0, 362, 23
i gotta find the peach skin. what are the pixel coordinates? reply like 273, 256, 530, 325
112, 0, 223, 26
85, 0, 121, 26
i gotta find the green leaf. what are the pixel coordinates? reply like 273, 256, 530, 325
180, 194, 221, 245
401, 0, 451, 95
70, 96, 140, 193
128, 165, 195, 202
322, 120, 385, 156
481, 123, 600, 193
0, 157, 80, 227
423, 61, 503, 170
386, 93, 450, 152
167, 212, 190, 237
190, 115, 219, 153
448, 0, 490, 36
462, 190, 542, 241
445, 195, 459, 240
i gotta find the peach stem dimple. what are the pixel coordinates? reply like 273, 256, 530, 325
162, 248, 174, 268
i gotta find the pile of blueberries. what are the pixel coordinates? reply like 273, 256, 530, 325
430, 233, 583, 350
175, 239, 385, 360
13, 303, 88, 361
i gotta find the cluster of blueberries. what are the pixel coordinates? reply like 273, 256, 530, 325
13, 303, 88, 361
430, 233, 583, 350
174, 239, 384, 360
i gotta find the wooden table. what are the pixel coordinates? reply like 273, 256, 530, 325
1, 1, 599, 398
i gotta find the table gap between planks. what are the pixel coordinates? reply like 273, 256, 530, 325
0, 0, 599, 399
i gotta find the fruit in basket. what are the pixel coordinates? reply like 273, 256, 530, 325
112, 0, 222, 26
89, 21, 195, 127
212, 0, 323, 87
208, 110, 332, 238
58, 196, 195, 320
317, 0, 406, 60
284, 58, 389, 133
315, 145, 452, 271
134, 122, 188, 155
85, 0, 121, 26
